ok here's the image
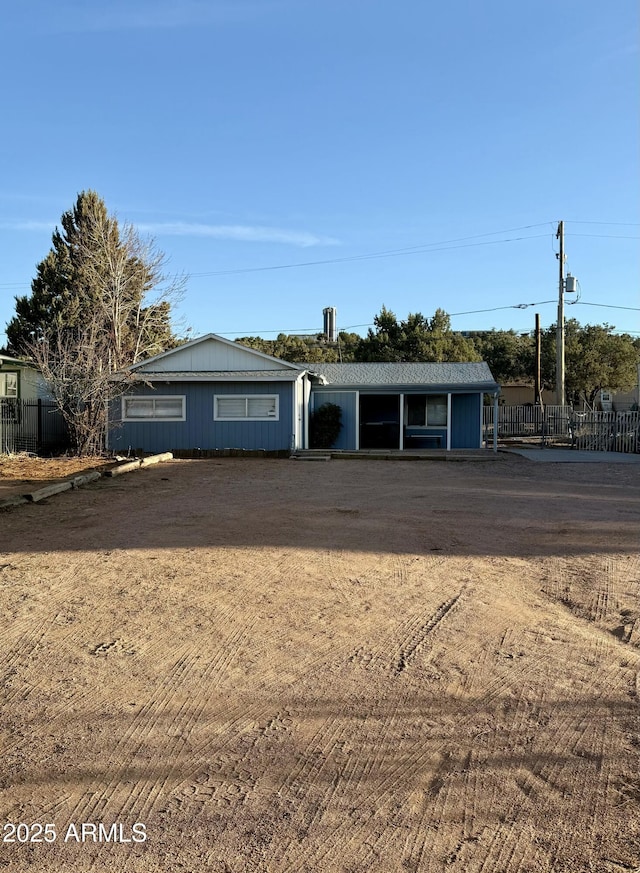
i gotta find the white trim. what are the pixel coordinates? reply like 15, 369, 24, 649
214, 394, 280, 421
399, 393, 404, 450
446, 393, 452, 450
303, 376, 311, 450
480, 394, 484, 448
293, 377, 300, 449
122, 395, 186, 422
355, 390, 360, 451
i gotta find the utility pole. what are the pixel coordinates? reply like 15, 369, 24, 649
556, 221, 565, 406
534, 313, 542, 407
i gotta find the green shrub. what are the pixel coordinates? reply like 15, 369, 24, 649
309, 402, 342, 449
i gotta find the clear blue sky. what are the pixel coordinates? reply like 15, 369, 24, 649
1, 0, 638, 348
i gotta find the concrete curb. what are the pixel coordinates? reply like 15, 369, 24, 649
140, 452, 174, 467
72, 471, 103, 488
26, 481, 73, 502
104, 459, 142, 477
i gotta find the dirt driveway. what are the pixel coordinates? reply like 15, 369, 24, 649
1, 456, 639, 872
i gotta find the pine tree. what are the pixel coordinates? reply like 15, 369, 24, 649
5, 191, 183, 454
6, 190, 177, 365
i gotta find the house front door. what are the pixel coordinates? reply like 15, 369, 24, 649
359, 394, 400, 449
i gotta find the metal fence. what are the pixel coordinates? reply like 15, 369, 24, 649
0, 399, 69, 455
570, 411, 640, 454
483, 405, 640, 453
483, 405, 572, 442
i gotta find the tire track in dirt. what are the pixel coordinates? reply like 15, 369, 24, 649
66, 645, 200, 824
58, 588, 259, 819
348, 571, 469, 673
1, 590, 244, 766
0, 558, 82, 696
110, 591, 363, 823
128, 616, 265, 823
324, 547, 360, 605
273, 588, 493, 872
1, 613, 60, 707
272, 691, 411, 869
410, 649, 565, 872
74, 609, 262, 823
395, 593, 462, 674
464, 635, 636, 873
163, 542, 414, 809
273, 701, 413, 869
590, 556, 620, 623
272, 623, 619, 873
60, 550, 450, 832
163, 631, 366, 820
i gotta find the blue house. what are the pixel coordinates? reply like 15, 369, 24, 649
306, 362, 499, 451
108, 334, 305, 455
108, 334, 500, 454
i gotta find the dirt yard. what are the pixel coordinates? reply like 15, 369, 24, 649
1, 455, 639, 872
0, 455, 112, 501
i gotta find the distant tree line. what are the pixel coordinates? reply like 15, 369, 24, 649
237, 305, 640, 408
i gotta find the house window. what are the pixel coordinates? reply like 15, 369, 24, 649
214, 395, 279, 421
405, 394, 448, 427
0, 372, 18, 398
122, 396, 185, 421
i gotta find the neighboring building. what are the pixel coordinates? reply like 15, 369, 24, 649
0, 355, 64, 454
109, 334, 500, 454
499, 383, 554, 407
0, 354, 44, 400
597, 387, 638, 412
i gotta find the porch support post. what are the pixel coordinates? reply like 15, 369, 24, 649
303, 375, 311, 450
493, 391, 499, 453
399, 393, 404, 450
355, 390, 360, 451
446, 393, 452, 450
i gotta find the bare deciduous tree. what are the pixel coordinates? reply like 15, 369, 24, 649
11, 191, 185, 456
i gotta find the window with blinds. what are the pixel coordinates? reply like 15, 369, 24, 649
214, 395, 279, 421
0, 372, 18, 398
122, 396, 185, 421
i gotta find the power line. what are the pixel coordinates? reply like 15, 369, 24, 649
566, 220, 640, 226
448, 300, 557, 317
0, 230, 550, 289
215, 297, 640, 338
187, 229, 553, 279
572, 301, 640, 312
567, 233, 640, 240
0, 221, 636, 288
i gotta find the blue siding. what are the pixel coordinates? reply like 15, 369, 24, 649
109, 382, 295, 453
451, 393, 482, 448
310, 388, 484, 451
311, 390, 357, 449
